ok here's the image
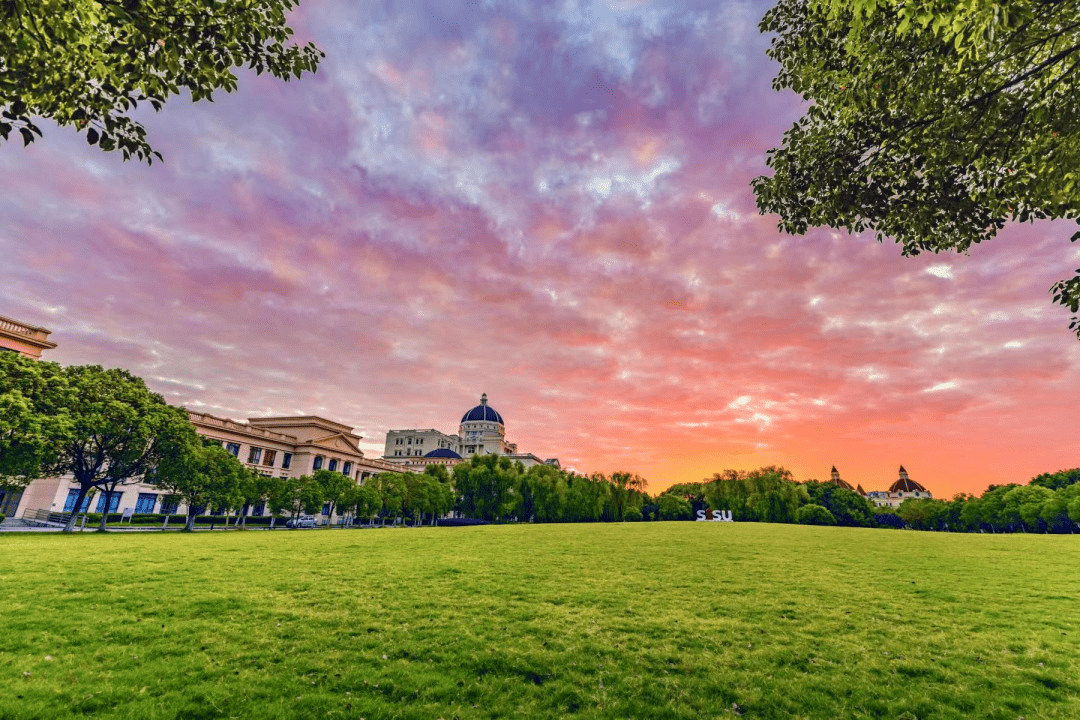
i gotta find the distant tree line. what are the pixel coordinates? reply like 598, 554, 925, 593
5, 353, 1078, 534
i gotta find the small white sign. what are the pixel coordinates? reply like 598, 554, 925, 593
696, 509, 733, 522
121, 507, 135, 520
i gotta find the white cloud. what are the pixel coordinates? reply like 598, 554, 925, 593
925, 264, 953, 279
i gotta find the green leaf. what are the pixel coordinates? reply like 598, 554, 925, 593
86, 128, 99, 145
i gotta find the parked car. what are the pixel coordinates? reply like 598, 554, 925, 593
285, 515, 316, 529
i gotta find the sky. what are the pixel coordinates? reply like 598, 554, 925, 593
2, 0, 1079, 497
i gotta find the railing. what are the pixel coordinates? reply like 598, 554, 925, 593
0, 315, 51, 341
187, 411, 297, 442
21, 507, 83, 526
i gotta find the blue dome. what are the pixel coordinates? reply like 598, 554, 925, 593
461, 405, 504, 424
461, 393, 504, 425
424, 448, 462, 459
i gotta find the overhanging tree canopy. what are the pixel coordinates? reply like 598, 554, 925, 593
752, 0, 1080, 336
0, 0, 323, 162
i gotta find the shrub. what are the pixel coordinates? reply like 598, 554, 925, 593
0, 512, 6, 523
874, 513, 906, 529
658, 494, 693, 521
624, 506, 643, 522
796, 504, 836, 526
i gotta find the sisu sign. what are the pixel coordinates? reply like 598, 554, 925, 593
696, 509, 733, 522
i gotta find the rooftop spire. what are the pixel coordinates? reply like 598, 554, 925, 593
480, 392, 488, 406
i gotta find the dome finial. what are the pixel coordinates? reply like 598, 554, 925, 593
481, 392, 488, 406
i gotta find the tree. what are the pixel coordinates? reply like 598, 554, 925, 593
266, 475, 294, 529
232, 468, 275, 528
753, 0, 1080, 336
1030, 468, 1080, 491
796, 504, 836, 526
564, 473, 609, 523
1001, 484, 1055, 531
313, 469, 353, 527
375, 472, 408, 525
803, 481, 877, 527
0, 353, 72, 495
1, 0, 323, 163
704, 467, 805, 523
452, 455, 522, 521
524, 464, 568, 523
608, 471, 648, 522
25, 364, 195, 532
153, 436, 247, 531
658, 493, 693, 521
350, 483, 382, 527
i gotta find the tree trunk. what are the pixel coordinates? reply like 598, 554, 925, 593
63, 484, 90, 533
184, 508, 196, 532
98, 489, 111, 532
162, 514, 170, 531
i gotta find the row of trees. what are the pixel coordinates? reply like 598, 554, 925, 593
886, 470, 1080, 533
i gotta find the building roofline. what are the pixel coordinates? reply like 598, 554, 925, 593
247, 415, 359, 436
188, 411, 299, 443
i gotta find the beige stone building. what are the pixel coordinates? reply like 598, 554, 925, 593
383, 393, 560, 470
0, 314, 57, 359
8, 410, 408, 524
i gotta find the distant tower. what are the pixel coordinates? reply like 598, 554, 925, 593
827, 465, 855, 491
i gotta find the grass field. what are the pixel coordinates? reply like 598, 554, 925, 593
2, 524, 1078, 719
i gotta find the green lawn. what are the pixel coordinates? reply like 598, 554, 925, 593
1, 523, 1078, 719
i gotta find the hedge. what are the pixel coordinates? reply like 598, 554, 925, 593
81, 513, 288, 526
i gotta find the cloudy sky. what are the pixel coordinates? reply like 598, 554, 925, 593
3, 0, 1079, 496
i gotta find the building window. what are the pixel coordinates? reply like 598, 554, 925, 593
282, 452, 292, 469
63, 489, 92, 513
418, 439, 423, 445
135, 493, 157, 513
263, 449, 277, 467
226, 442, 241, 457
321, 502, 331, 516
408, 438, 412, 445
342, 462, 352, 475
313, 456, 324, 470
252, 501, 266, 517
328, 458, 338, 472
161, 496, 179, 514
96, 491, 123, 514
247, 447, 262, 464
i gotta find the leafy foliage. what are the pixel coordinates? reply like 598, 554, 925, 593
796, 503, 836, 525
153, 436, 249, 531
0, 352, 71, 490
753, 0, 1080, 336
0, 0, 323, 162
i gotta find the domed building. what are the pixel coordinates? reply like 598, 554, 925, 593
382, 393, 560, 470
828, 466, 855, 491
866, 466, 932, 507
828, 466, 868, 497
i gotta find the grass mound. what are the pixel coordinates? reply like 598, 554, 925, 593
2, 523, 1078, 718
